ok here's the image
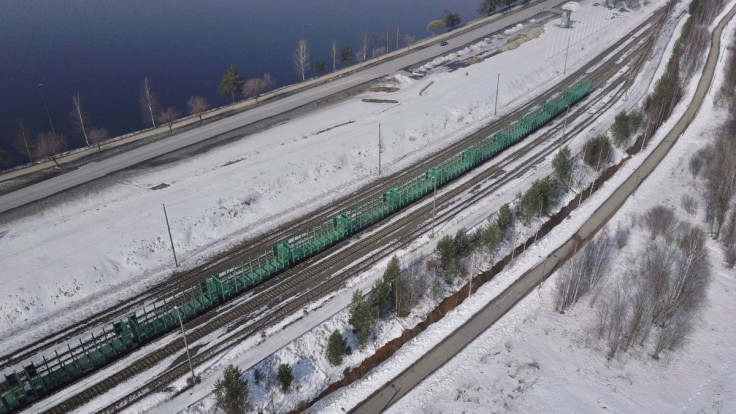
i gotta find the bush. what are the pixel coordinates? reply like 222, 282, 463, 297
614, 224, 630, 249
253, 368, 262, 385
277, 363, 294, 392
214, 365, 248, 414
688, 155, 703, 178
681, 194, 698, 216
641, 206, 677, 240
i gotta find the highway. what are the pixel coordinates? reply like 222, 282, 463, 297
351, 2, 736, 412
0, 0, 563, 215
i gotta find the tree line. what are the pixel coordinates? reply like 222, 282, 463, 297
4, 79, 215, 169
1, 1, 528, 169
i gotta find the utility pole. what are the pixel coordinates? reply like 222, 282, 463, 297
163, 204, 179, 267
431, 177, 437, 238
468, 256, 474, 298
174, 306, 196, 386
563, 35, 571, 74
378, 123, 382, 176
395, 273, 400, 317
38, 83, 57, 139
494, 73, 500, 116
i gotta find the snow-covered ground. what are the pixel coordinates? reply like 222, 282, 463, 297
110, 1, 697, 413
0, 0, 669, 359
319, 5, 736, 414
0, 0, 688, 412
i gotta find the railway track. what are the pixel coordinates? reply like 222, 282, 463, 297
23, 8, 670, 414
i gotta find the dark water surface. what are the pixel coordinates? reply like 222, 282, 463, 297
0, 0, 479, 166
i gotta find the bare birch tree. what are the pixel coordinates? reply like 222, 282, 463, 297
243, 73, 274, 104
187, 96, 210, 121
243, 78, 264, 103
293, 39, 311, 81
140, 77, 160, 128
359, 34, 369, 62
157, 107, 180, 132
13, 118, 33, 163
331, 39, 338, 71
88, 127, 110, 153
70, 93, 91, 146
721, 207, 736, 267
34, 132, 68, 167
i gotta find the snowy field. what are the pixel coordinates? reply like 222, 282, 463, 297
349, 5, 736, 414
0, 0, 669, 360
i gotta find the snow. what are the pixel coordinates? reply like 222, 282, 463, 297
0, 0, 688, 412
316, 3, 736, 414
138, 1, 691, 413
0, 0, 666, 357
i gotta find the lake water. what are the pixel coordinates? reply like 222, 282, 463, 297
0, 0, 480, 167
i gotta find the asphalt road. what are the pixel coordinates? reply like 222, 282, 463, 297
0, 1, 562, 215
351, 2, 736, 413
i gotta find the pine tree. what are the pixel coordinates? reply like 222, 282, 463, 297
315, 58, 326, 75
384, 256, 401, 314
371, 256, 401, 317
326, 330, 348, 365
277, 363, 293, 392
214, 364, 247, 414
497, 203, 513, 233
480, 222, 502, 263
611, 111, 631, 147
583, 135, 611, 170
349, 290, 374, 348
443, 11, 462, 30
340, 45, 354, 65
552, 146, 572, 186
218, 64, 245, 103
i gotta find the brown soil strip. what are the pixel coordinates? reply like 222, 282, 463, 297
313, 121, 357, 136
149, 183, 170, 191
366, 86, 400, 93
222, 158, 244, 167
